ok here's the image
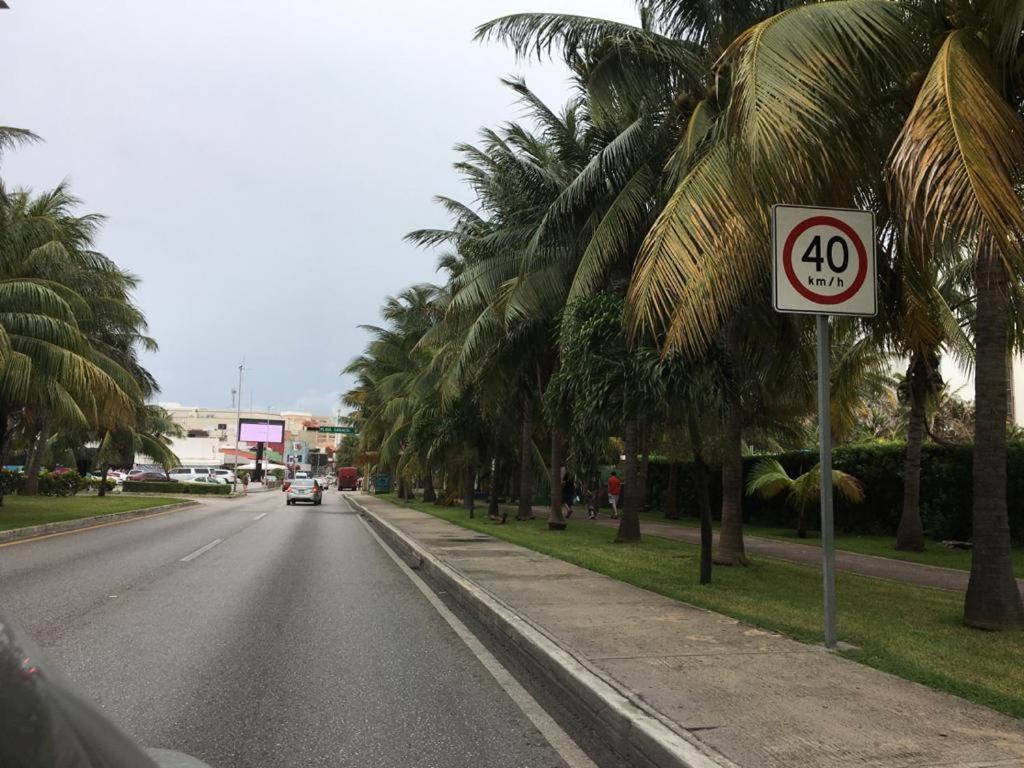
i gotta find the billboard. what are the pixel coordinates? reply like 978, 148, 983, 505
238, 418, 285, 443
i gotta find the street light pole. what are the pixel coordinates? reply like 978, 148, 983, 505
232, 361, 243, 494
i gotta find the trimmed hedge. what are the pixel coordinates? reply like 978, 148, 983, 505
123, 481, 230, 495
646, 441, 1024, 543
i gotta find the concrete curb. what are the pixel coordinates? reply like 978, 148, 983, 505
0, 500, 199, 544
349, 495, 736, 768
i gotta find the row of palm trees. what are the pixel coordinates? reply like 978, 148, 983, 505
0, 127, 177, 494
345, 0, 1024, 631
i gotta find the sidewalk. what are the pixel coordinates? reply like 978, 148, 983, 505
516, 504, 1024, 595
355, 494, 1024, 768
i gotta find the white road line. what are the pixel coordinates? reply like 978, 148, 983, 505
355, 511, 598, 768
253, 512, 268, 521
180, 538, 223, 563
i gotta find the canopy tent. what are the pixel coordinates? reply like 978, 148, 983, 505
235, 461, 287, 471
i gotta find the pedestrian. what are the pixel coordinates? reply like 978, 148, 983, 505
241, 472, 249, 495
561, 472, 575, 519
607, 470, 621, 519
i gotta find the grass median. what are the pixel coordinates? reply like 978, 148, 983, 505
637, 510, 1024, 577
378, 494, 1024, 718
0, 494, 189, 532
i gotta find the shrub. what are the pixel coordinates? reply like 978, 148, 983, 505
0, 469, 22, 497
86, 478, 117, 491
647, 441, 1024, 543
37, 470, 86, 496
123, 481, 229, 495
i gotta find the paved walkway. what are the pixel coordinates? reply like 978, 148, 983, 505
357, 494, 1024, 768
507, 504, 1024, 595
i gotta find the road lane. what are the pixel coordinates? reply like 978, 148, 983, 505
0, 490, 571, 768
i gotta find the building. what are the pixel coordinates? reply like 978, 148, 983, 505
157, 403, 337, 467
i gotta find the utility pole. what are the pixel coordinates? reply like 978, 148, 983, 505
232, 361, 244, 493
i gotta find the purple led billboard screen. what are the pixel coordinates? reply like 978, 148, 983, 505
238, 419, 285, 443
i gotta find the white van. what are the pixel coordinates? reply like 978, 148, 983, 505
168, 467, 213, 482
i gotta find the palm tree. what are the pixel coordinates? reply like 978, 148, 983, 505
94, 404, 182, 495
715, 0, 1024, 627
746, 457, 865, 539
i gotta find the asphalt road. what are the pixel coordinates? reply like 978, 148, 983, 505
0, 490, 571, 768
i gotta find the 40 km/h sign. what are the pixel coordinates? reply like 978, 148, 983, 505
772, 205, 876, 317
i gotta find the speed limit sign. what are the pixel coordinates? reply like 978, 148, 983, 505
771, 203, 876, 650
772, 205, 876, 316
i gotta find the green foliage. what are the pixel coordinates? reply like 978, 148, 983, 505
745, 458, 865, 510
648, 441, 1024, 543
0, 469, 19, 497
549, 293, 663, 475
123, 481, 229, 495
35, 470, 85, 496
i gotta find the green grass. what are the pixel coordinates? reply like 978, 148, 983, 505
637, 510, 1024, 578
381, 494, 1024, 718
0, 494, 188, 532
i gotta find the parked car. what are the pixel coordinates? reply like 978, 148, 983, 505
128, 470, 175, 482
211, 468, 236, 483
187, 476, 223, 485
285, 478, 322, 505
168, 467, 213, 482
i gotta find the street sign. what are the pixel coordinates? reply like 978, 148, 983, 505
771, 204, 877, 650
318, 426, 356, 434
772, 205, 876, 317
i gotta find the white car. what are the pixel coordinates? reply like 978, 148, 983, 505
294, 471, 309, 479
168, 466, 214, 482
211, 468, 236, 483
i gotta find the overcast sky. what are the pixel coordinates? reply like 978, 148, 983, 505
2, 0, 634, 416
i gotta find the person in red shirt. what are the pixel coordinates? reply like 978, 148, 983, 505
607, 471, 621, 519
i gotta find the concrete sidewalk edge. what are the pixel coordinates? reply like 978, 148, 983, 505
0, 499, 199, 544
349, 494, 736, 768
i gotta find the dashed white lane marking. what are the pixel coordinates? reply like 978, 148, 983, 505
355, 508, 598, 768
180, 538, 223, 563
253, 512, 268, 521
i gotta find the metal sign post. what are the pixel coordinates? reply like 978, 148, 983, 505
815, 315, 838, 647
772, 204, 876, 650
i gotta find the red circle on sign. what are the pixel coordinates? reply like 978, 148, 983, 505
782, 216, 868, 305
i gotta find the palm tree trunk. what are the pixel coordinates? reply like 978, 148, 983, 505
517, 397, 534, 521
548, 428, 566, 530
421, 470, 436, 503
0, 409, 18, 507
488, 458, 501, 519
616, 419, 641, 542
21, 422, 51, 496
687, 411, 712, 584
716, 393, 748, 565
664, 460, 680, 519
98, 464, 111, 497
896, 353, 928, 551
964, 258, 1024, 630
637, 421, 650, 512
463, 461, 475, 518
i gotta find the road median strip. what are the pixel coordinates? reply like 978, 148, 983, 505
347, 494, 733, 768
0, 499, 199, 546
